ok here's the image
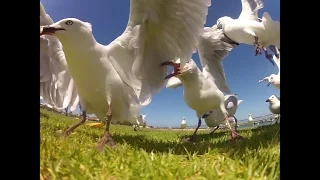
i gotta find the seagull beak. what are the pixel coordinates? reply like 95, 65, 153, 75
161, 61, 181, 80
40, 25, 66, 36
266, 99, 270, 102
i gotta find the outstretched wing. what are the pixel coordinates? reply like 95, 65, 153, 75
197, 25, 237, 94
166, 76, 183, 89
107, 0, 211, 106
238, 0, 264, 21
40, 2, 79, 111
269, 45, 280, 73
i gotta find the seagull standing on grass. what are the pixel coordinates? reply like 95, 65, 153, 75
181, 117, 187, 129
266, 95, 280, 115
259, 45, 280, 89
40, 2, 80, 114
161, 24, 243, 142
166, 79, 243, 137
134, 114, 147, 131
40, 0, 211, 151
202, 94, 243, 138
216, 0, 280, 66
247, 114, 254, 125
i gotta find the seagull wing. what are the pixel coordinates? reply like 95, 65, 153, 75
166, 76, 183, 89
238, 0, 264, 21
107, 0, 211, 105
268, 45, 280, 74
197, 25, 237, 94
40, 2, 79, 111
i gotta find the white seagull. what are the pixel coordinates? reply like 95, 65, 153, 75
181, 117, 187, 129
202, 94, 243, 138
259, 45, 280, 89
247, 114, 254, 125
40, 0, 211, 151
166, 79, 243, 137
40, 2, 80, 113
134, 114, 147, 131
266, 95, 280, 115
161, 24, 243, 141
216, 0, 280, 66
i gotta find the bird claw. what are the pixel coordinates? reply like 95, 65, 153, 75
230, 131, 245, 141
182, 136, 196, 143
96, 132, 116, 152
254, 44, 261, 56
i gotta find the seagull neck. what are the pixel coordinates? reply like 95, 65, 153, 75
178, 71, 201, 87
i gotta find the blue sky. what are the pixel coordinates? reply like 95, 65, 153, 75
41, 0, 280, 127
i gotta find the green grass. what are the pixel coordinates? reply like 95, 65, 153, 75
40, 108, 280, 180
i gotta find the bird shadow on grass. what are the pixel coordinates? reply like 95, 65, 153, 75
80, 124, 280, 156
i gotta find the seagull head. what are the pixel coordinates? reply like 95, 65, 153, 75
216, 16, 233, 29
267, 74, 280, 87
161, 59, 198, 80
266, 95, 278, 103
40, 18, 93, 42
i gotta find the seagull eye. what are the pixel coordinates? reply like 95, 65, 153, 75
65, 20, 73, 25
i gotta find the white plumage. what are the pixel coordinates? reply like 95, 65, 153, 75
40, 2, 79, 112
216, 0, 280, 64
40, 0, 211, 149
259, 45, 280, 89
162, 24, 243, 141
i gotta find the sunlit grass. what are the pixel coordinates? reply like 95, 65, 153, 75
40, 108, 280, 180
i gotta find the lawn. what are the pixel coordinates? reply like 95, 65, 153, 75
40, 108, 280, 180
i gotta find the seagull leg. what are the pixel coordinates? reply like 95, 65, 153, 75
254, 36, 262, 56
97, 108, 116, 151
234, 116, 239, 133
262, 46, 276, 66
57, 111, 87, 137
183, 118, 201, 142
134, 125, 137, 131
209, 125, 219, 135
224, 116, 244, 140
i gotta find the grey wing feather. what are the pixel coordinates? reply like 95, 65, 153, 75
198, 25, 237, 94
238, 0, 264, 21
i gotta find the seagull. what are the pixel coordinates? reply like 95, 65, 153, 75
134, 114, 147, 131
202, 94, 243, 138
161, 24, 244, 142
266, 95, 280, 115
247, 114, 254, 125
166, 79, 243, 137
181, 117, 187, 129
216, 0, 280, 66
259, 45, 280, 89
40, 0, 211, 151
40, 2, 80, 114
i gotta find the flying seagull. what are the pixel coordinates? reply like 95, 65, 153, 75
216, 0, 280, 66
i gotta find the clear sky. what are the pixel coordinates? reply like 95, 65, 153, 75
41, 0, 280, 127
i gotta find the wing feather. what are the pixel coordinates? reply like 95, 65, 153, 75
107, 0, 211, 105
40, 2, 79, 111
238, 0, 264, 21
197, 25, 237, 94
